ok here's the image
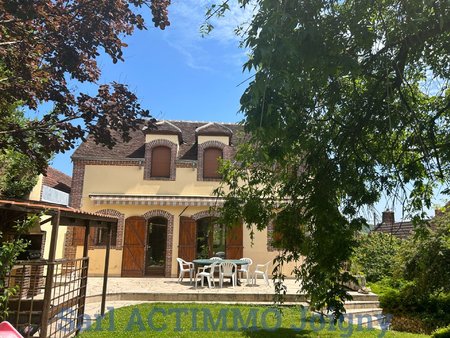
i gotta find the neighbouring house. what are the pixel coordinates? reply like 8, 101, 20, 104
20, 167, 73, 260
67, 120, 297, 277
372, 210, 414, 239
28, 166, 72, 206
373, 209, 438, 239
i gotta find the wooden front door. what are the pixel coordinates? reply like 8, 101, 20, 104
226, 221, 243, 259
122, 216, 146, 277
178, 216, 196, 262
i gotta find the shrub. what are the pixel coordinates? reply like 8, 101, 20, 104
373, 279, 450, 333
351, 232, 401, 282
391, 315, 428, 334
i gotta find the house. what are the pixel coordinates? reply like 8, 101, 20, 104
373, 210, 437, 239
21, 166, 73, 260
28, 166, 72, 206
67, 120, 295, 277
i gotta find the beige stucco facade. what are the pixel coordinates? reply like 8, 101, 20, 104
77, 163, 298, 277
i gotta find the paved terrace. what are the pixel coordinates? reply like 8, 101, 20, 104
83, 277, 380, 321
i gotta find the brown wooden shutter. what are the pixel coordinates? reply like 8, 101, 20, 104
72, 227, 84, 246
151, 146, 171, 178
178, 216, 197, 262
203, 148, 222, 179
226, 221, 243, 259
121, 217, 146, 277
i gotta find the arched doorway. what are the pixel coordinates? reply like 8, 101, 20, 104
145, 216, 167, 276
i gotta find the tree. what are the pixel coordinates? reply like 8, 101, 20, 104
211, 0, 450, 318
0, 0, 171, 172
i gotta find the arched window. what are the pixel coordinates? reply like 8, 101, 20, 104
203, 147, 223, 179
151, 146, 171, 178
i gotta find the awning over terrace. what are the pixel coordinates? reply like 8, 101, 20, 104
89, 194, 225, 207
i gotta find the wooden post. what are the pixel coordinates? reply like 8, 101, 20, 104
101, 223, 112, 316
76, 220, 90, 334
40, 211, 60, 337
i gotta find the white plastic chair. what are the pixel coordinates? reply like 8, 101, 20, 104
219, 261, 237, 288
198, 257, 222, 274
237, 258, 253, 285
252, 260, 271, 286
195, 261, 219, 288
176, 258, 194, 284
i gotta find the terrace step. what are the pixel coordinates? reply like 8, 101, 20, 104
344, 300, 380, 310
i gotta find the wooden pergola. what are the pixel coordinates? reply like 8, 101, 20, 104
0, 199, 118, 337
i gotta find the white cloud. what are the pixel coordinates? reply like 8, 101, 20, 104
164, 0, 254, 71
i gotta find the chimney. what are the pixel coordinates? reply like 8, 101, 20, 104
382, 210, 395, 224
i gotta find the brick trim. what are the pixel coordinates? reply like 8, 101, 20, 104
191, 210, 220, 221
144, 140, 177, 181
142, 210, 174, 277
69, 160, 85, 209
94, 209, 125, 249
176, 161, 196, 168
267, 221, 283, 252
197, 141, 232, 181
63, 226, 77, 259
267, 222, 275, 252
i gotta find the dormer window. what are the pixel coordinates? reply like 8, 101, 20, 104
144, 139, 177, 181
195, 122, 233, 182
151, 146, 171, 178
203, 147, 223, 179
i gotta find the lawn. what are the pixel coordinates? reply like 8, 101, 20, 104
77, 303, 429, 337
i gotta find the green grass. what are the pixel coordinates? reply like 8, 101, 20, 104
78, 303, 429, 337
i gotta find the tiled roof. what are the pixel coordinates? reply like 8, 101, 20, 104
373, 221, 415, 239
195, 122, 233, 136
72, 120, 244, 161
143, 120, 182, 135
42, 167, 72, 194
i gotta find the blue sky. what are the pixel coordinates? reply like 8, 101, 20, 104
50, 0, 252, 176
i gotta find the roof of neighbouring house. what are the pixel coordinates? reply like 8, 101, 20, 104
43, 167, 72, 194
372, 221, 415, 239
72, 120, 244, 161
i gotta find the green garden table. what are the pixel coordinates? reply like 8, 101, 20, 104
192, 259, 249, 286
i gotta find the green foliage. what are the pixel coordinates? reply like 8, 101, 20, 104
210, 0, 450, 320
0, 149, 39, 199
432, 325, 450, 338
368, 277, 411, 297
351, 232, 402, 282
0, 108, 48, 198
0, 214, 39, 320
369, 213, 450, 333
401, 212, 450, 295
0, 1, 172, 172
376, 281, 450, 333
